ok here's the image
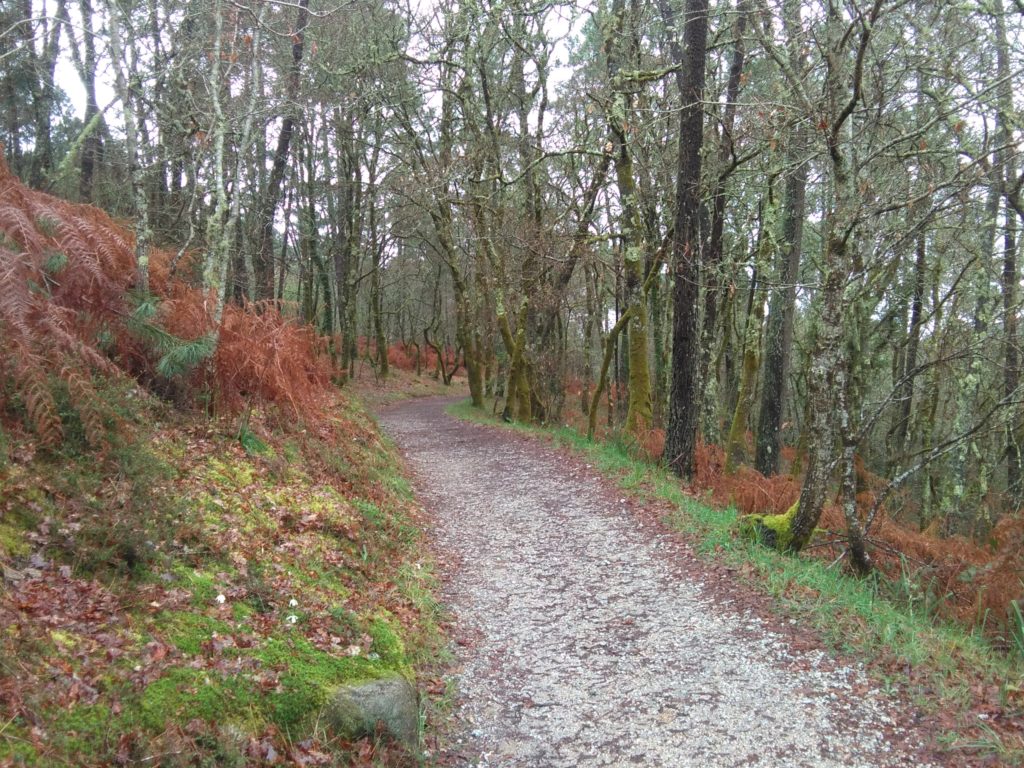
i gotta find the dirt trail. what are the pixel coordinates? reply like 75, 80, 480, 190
378, 398, 936, 767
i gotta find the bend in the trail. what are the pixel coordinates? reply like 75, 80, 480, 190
378, 397, 937, 768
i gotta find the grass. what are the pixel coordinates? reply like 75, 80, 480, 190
448, 398, 1024, 761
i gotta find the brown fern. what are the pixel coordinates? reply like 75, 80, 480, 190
1, 150, 339, 449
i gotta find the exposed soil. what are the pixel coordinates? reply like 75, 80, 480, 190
378, 397, 949, 767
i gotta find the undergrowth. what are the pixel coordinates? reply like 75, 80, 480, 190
448, 398, 1024, 763
0, 391, 446, 767
0, 152, 334, 453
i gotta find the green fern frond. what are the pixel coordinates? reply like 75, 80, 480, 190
156, 333, 216, 378
43, 250, 68, 275
124, 295, 216, 378
34, 214, 59, 238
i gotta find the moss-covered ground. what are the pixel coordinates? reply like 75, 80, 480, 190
0, 383, 446, 766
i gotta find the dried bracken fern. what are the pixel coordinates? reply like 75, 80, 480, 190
0, 154, 135, 448
0, 149, 338, 451
13, 350, 62, 447
215, 301, 333, 419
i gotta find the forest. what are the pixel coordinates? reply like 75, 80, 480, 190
3, 0, 1024, 760
9, 0, 1024, 761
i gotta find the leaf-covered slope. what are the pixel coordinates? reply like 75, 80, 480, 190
0, 390, 443, 766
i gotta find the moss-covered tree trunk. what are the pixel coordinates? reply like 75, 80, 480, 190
649, 267, 667, 428
604, 0, 654, 438
497, 297, 531, 422
624, 250, 652, 435
589, 310, 633, 440
994, 3, 1023, 507
725, 206, 773, 473
786, 1, 881, 555
841, 444, 872, 575
664, 0, 709, 479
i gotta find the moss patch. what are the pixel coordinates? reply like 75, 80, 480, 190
256, 635, 389, 730
739, 500, 800, 551
369, 612, 407, 667
140, 667, 255, 731
0, 520, 29, 558
160, 611, 235, 656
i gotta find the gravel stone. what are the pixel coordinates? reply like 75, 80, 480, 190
379, 397, 935, 767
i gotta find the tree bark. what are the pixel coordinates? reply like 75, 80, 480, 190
787, 0, 883, 554
252, 0, 309, 302
664, 0, 710, 479
754, 0, 807, 477
605, 0, 654, 437
726, 202, 774, 473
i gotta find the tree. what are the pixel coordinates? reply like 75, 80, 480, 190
664, 0, 710, 479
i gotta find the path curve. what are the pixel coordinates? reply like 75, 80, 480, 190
378, 397, 934, 767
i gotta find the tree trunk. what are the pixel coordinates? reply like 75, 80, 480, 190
887, 232, 926, 471
605, 0, 654, 437
727, 203, 774, 473
787, 1, 882, 553
252, 0, 309, 302
994, 2, 1023, 506
699, 0, 749, 438
664, 0, 710, 479
754, 0, 808, 477
106, 0, 151, 292
590, 310, 633, 440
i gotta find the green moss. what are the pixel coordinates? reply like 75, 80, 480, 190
160, 611, 234, 656
0, 727, 38, 765
172, 566, 221, 606
48, 703, 117, 758
0, 423, 9, 468
49, 629, 80, 651
140, 667, 254, 731
205, 456, 256, 488
368, 612, 406, 667
0, 520, 29, 558
739, 500, 799, 551
285, 561, 351, 600
255, 635, 388, 730
6, 481, 55, 520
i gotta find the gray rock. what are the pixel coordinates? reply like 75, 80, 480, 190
324, 673, 419, 749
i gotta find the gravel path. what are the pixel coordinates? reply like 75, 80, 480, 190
378, 397, 935, 767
